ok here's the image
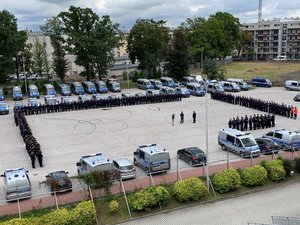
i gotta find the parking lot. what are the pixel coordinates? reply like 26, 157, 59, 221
0, 87, 299, 203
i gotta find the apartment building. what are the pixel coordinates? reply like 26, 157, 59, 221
242, 18, 300, 60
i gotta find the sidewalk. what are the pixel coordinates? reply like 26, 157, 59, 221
0, 151, 296, 217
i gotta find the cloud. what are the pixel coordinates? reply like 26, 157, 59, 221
0, 0, 299, 31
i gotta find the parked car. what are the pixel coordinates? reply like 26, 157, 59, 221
285, 80, 300, 91
136, 79, 154, 90
146, 89, 160, 96
12, 86, 23, 101
177, 147, 206, 166
61, 96, 73, 104
59, 84, 71, 96
94, 80, 108, 93
82, 81, 97, 94
14, 101, 23, 110
294, 93, 300, 101
0, 88, 4, 100
252, 77, 272, 87
149, 79, 163, 90
175, 86, 190, 98
28, 84, 40, 99
107, 79, 121, 92
113, 159, 136, 180
45, 171, 72, 193
255, 137, 280, 154
44, 84, 56, 96
160, 77, 178, 88
160, 86, 176, 95
0, 101, 9, 115
28, 98, 40, 107
78, 94, 92, 102
71, 82, 84, 95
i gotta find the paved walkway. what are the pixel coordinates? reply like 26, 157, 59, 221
0, 151, 296, 217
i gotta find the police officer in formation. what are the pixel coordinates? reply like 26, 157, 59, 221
228, 114, 275, 131
14, 108, 43, 168
211, 92, 296, 119
19, 93, 182, 115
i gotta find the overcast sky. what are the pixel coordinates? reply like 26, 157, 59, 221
1, 0, 300, 31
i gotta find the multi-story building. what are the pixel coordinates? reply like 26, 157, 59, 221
27, 32, 138, 79
242, 18, 300, 60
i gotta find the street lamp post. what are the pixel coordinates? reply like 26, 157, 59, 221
205, 88, 209, 191
126, 62, 129, 88
200, 47, 204, 74
23, 55, 27, 95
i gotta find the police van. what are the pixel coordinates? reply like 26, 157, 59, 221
28, 84, 40, 98
133, 144, 171, 174
44, 84, 56, 96
82, 81, 97, 94
227, 78, 249, 91
12, 86, 23, 101
285, 80, 300, 91
159, 86, 176, 95
181, 76, 197, 86
219, 81, 241, 92
1, 168, 31, 201
262, 129, 300, 151
76, 153, 116, 175
137, 78, 154, 90
218, 128, 260, 158
206, 82, 225, 94
71, 82, 84, 95
186, 83, 206, 96
160, 77, 178, 88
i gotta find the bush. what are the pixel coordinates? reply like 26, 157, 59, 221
131, 71, 144, 82
129, 186, 170, 211
1, 218, 37, 225
39, 208, 70, 225
212, 168, 241, 193
108, 200, 119, 214
262, 160, 285, 182
70, 201, 97, 225
282, 159, 294, 177
240, 165, 268, 187
294, 157, 300, 173
173, 178, 208, 202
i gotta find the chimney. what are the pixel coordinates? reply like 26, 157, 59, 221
258, 0, 262, 22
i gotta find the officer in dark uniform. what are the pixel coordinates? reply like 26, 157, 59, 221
249, 115, 253, 130
244, 115, 248, 131
192, 111, 196, 123
228, 118, 232, 128
180, 111, 184, 124
29, 151, 36, 168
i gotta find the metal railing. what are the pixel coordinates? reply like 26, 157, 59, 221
272, 216, 300, 225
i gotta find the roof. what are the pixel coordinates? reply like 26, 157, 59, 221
221, 128, 251, 137
81, 153, 112, 168
113, 159, 132, 167
4, 168, 28, 181
138, 144, 168, 155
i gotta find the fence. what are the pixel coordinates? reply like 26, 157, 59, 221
272, 216, 300, 225
0, 150, 298, 220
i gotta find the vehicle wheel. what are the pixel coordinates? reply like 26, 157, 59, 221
239, 152, 244, 157
133, 159, 137, 166
189, 160, 193, 167
281, 145, 287, 151
221, 145, 226, 151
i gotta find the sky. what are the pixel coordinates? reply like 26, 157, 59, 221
0, 0, 300, 31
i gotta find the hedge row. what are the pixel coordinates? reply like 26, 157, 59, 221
212, 168, 241, 193
0, 201, 96, 225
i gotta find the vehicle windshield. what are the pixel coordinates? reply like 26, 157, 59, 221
48, 87, 55, 92
167, 89, 175, 94
241, 137, 257, 147
196, 86, 204, 91
47, 98, 57, 104
215, 85, 223, 90
168, 80, 175, 85
145, 81, 151, 86
120, 165, 133, 170
13, 87, 21, 93
151, 152, 169, 162
29, 86, 37, 91
232, 83, 239, 88
266, 79, 271, 83
0, 102, 7, 107
62, 86, 70, 92
87, 83, 95, 88
112, 83, 120, 88
52, 172, 67, 179
99, 83, 106, 88
155, 81, 162, 86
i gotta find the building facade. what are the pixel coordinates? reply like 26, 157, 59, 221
242, 18, 300, 60
27, 32, 138, 80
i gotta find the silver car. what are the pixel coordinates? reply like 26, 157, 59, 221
113, 159, 136, 180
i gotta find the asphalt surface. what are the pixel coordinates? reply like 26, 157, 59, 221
119, 181, 300, 225
0, 87, 299, 203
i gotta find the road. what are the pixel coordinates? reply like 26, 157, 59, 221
0, 87, 299, 203
120, 181, 300, 225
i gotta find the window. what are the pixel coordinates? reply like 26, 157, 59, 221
274, 133, 283, 139
236, 139, 242, 147
139, 151, 145, 159
226, 135, 235, 143
266, 132, 274, 137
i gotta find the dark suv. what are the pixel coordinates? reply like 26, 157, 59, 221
255, 137, 280, 154
177, 147, 206, 166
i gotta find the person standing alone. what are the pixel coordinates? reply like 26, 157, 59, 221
192, 111, 196, 123
172, 113, 175, 126
180, 111, 184, 124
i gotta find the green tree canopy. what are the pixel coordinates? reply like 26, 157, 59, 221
127, 19, 169, 76
164, 29, 190, 81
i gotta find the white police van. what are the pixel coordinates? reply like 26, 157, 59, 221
285, 80, 300, 91
76, 153, 116, 175
263, 129, 300, 150
1, 168, 31, 201
218, 128, 260, 157
134, 144, 170, 174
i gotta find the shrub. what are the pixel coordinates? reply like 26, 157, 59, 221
108, 200, 119, 214
294, 157, 300, 173
262, 160, 285, 182
173, 178, 208, 202
212, 168, 241, 193
1, 218, 37, 225
282, 159, 294, 177
70, 201, 97, 225
39, 208, 70, 225
240, 165, 268, 187
129, 186, 170, 211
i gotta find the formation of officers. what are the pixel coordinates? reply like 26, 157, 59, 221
228, 114, 275, 131
211, 92, 298, 119
14, 109, 43, 168
19, 93, 182, 115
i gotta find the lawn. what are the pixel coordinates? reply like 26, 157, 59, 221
191, 61, 300, 83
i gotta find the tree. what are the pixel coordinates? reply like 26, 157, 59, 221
31, 38, 46, 76
41, 17, 68, 82
92, 15, 121, 80
164, 29, 190, 81
203, 59, 224, 80
239, 30, 253, 59
0, 10, 27, 83
127, 19, 169, 77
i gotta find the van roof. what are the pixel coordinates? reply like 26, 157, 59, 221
221, 128, 251, 137
187, 83, 201, 87
81, 153, 112, 167
138, 144, 168, 155
161, 77, 173, 80
4, 168, 28, 182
